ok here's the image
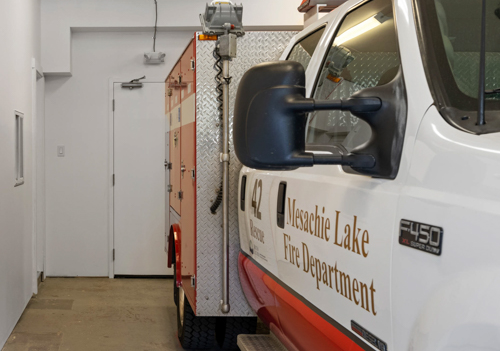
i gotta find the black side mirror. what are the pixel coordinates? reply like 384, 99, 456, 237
234, 61, 407, 179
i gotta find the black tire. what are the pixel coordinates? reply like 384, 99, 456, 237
216, 317, 258, 350
177, 289, 216, 349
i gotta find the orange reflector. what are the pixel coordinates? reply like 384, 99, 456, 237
326, 74, 342, 83
198, 34, 218, 41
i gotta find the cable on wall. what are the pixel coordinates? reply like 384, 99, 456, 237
153, 0, 158, 52
144, 0, 164, 63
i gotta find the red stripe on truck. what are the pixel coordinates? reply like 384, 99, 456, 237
239, 252, 371, 351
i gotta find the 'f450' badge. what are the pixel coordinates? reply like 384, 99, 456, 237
399, 220, 443, 256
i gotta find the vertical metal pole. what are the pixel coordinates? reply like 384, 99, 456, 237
221, 58, 231, 314
477, 0, 487, 126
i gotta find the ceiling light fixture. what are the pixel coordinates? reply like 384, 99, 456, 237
334, 12, 389, 46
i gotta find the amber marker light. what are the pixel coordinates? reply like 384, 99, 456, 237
198, 34, 218, 41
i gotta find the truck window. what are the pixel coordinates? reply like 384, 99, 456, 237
307, 0, 400, 151
415, 0, 500, 134
287, 26, 326, 72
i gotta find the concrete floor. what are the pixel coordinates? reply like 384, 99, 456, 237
2, 278, 186, 351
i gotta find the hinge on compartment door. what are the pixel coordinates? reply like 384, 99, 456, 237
190, 59, 195, 71
178, 190, 183, 200
112, 174, 115, 186
191, 275, 196, 287
191, 168, 195, 180
167, 185, 173, 193
112, 99, 115, 111
112, 249, 115, 261
165, 160, 172, 169
178, 75, 182, 84
167, 88, 172, 97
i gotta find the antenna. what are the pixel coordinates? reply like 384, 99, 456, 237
477, 0, 487, 126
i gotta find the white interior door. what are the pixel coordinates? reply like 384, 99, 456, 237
114, 82, 170, 275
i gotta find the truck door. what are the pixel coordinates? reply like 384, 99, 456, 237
273, 0, 404, 349
238, 23, 329, 335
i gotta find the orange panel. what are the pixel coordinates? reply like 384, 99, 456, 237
165, 82, 170, 115
180, 40, 195, 101
180, 121, 196, 307
169, 62, 182, 215
179, 39, 197, 309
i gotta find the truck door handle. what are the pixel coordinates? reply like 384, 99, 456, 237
277, 182, 287, 229
240, 175, 247, 211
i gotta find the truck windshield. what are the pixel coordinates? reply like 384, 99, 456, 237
415, 0, 500, 133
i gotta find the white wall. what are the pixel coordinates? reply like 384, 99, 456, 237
41, 0, 304, 74
43, 1, 303, 277
45, 30, 194, 276
0, 0, 41, 348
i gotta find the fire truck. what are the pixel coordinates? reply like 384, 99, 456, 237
233, 0, 500, 349
165, 2, 297, 349
169, 0, 500, 349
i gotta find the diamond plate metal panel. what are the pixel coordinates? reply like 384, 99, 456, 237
288, 43, 312, 71
195, 31, 297, 316
454, 52, 500, 98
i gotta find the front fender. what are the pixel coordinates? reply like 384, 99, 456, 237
409, 268, 500, 350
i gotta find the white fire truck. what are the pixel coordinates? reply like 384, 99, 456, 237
169, 0, 500, 350
233, 0, 500, 350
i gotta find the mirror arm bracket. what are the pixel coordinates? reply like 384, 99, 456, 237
314, 97, 382, 113
312, 153, 375, 169
287, 97, 381, 114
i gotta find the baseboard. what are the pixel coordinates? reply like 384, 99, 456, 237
114, 275, 173, 279
37, 272, 43, 288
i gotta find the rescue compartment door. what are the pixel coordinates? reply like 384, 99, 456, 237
113, 82, 171, 275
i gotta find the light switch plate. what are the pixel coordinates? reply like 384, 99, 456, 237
57, 145, 65, 157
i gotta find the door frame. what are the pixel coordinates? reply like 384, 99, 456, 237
32, 58, 44, 294
107, 78, 166, 278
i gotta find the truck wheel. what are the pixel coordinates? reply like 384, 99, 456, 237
177, 288, 215, 349
216, 317, 258, 350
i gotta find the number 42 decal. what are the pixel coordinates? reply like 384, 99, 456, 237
251, 179, 262, 220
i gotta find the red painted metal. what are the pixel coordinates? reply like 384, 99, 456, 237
193, 35, 198, 315
238, 254, 281, 330
171, 224, 182, 287
238, 253, 364, 351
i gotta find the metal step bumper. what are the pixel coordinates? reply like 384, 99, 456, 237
237, 333, 288, 351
